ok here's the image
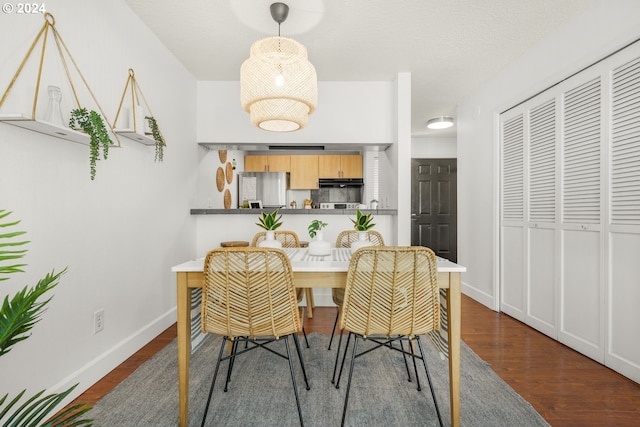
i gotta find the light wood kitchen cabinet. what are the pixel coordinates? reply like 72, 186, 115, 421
318, 154, 362, 178
290, 155, 319, 189
244, 155, 290, 172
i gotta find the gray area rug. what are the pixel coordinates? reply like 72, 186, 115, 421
90, 333, 549, 426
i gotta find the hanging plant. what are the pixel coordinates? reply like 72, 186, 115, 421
69, 107, 112, 180
145, 116, 166, 162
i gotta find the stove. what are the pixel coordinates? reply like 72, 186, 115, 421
319, 202, 360, 209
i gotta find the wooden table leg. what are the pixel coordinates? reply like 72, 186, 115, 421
305, 288, 314, 318
446, 273, 462, 427
177, 272, 192, 427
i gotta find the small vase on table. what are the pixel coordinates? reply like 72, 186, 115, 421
258, 230, 282, 248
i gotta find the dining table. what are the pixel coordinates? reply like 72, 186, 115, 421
171, 247, 466, 427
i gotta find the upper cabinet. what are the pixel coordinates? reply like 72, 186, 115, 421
290, 155, 319, 189
318, 154, 362, 178
244, 155, 290, 172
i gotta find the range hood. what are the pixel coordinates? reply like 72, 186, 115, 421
318, 178, 364, 188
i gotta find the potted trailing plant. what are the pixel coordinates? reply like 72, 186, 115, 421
350, 209, 376, 253
256, 209, 283, 248
307, 219, 330, 256
145, 116, 166, 162
0, 210, 92, 425
69, 107, 113, 180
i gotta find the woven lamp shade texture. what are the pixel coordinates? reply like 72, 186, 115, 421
241, 36, 317, 132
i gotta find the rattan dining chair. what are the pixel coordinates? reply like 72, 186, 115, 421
334, 246, 443, 427
252, 230, 311, 347
200, 247, 311, 427
328, 230, 385, 350
251, 230, 301, 248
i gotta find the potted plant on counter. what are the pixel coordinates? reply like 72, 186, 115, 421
307, 219, 330, 256
349, 210, 376, 253
256, 209, 283, 248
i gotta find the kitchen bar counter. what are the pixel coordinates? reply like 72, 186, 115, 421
190, 208, 397, 215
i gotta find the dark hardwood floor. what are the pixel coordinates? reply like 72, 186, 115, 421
67, 295, 639, 426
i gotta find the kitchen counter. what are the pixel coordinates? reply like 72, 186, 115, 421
190, 208, 397, 215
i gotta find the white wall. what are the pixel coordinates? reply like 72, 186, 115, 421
197, 80, 394, 145
457, 0, 640, 309
411, 136, 457, 158
0, 0, 197, 407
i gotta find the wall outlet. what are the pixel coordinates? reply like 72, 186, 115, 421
93, 309, 104, 334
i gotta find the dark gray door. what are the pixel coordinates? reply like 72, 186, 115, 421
411, 159, 457, 262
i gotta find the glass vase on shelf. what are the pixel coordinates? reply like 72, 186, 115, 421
44, 85, 65, 127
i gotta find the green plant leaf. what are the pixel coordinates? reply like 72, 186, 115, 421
0, 269, 66, 356
351, 210, 375, 231
0, 384, 92, 426
256, 209, 283, 231
0, 211, 29, 281
69, 108, 113, 180
145, 116, 166, 162
307, 220, 327, 238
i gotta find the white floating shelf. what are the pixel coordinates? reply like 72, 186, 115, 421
0, 113, 90, 145
115, 129, 155, 145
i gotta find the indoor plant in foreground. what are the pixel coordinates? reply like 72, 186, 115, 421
307, 219, 330, 256
349, 209, 376, 253
0, 209, 92, 425
256, 209, 283, 248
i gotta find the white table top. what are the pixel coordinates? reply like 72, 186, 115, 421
171, 248, 466, 273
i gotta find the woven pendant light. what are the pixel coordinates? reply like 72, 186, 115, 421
240, 3, 317, 132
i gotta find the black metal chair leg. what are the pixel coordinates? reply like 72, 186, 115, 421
302, 325, 310, 348
331, 328, 344, 384
416, 337, 444, 427
327, 308, 339, 350
284, 336, 305, 427
201, 337, 228, 427
335, 332, 352, 389
340, 334, 360, 427
409, 338, 422, 391
292, 333, 311, 390
224, 338, 239, 392
398, 338, 412, 382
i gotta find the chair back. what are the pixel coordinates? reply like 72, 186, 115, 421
251, 230, 300, 248
335, 230, 385, 248
201, 247, 301, 338
339, 246, 439, 337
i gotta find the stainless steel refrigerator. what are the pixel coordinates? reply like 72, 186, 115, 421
238, 172, 289, 208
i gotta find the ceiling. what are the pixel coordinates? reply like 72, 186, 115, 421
123, 0, 590, 137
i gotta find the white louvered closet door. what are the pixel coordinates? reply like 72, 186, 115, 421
500, 41, 640, 383
558, 74, 604, 362
500, 111, 526, 321
527, 98, 558, 338
608, 54, 640, 381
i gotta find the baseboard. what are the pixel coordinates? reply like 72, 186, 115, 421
462, 281, 499, 311
48, 307, 177, 411
300, 288, 336, 307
